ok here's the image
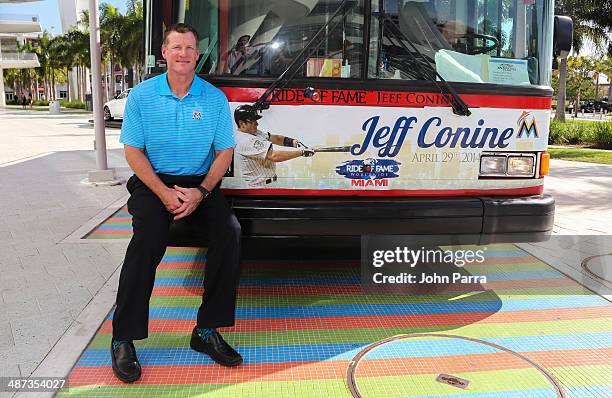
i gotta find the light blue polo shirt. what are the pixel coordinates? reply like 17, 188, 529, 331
120, 73, 235, 176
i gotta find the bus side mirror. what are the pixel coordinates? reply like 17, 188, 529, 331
553, 15, 573, 69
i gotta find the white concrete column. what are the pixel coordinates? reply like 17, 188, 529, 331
69, 68, 78, 100
0, 68, 5, 107
84, 0, 118, 185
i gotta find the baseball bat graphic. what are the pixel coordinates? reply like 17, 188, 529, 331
312, 146, 352, 153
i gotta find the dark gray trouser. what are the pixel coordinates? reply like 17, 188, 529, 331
112, 174, 241, 341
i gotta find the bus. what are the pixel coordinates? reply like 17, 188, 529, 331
143, 0, 572, 242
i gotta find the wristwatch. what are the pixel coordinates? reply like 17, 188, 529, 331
197, 185, 211, 199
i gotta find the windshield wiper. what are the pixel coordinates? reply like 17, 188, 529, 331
375, 11, 471, 116
252, 0, 356, 112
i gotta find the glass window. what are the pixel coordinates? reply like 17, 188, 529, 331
182, 0, 365, 78
368, 0, 553, 86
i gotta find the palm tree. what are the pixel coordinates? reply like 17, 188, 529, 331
100, 3, 124, 101
35, 31, 57, 100
600, 57, 612, 103
64, 28, 90, 101
48, 35, 74, 101
118, 2, 144, 88
554, 0, 612, 121
15, 39, 37, 99
566, 56, 595, 117
592, 59, 604, 100
3, 68, 21, 102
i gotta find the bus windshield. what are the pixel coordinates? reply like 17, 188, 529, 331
154, 0, 553, 87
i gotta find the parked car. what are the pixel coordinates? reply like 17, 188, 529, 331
580, 100, 611, 113
103, 89, 131, 120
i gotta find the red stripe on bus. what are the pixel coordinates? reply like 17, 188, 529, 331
98, 305, 612, 334
222, 185, 544, 197
220, 87, 553, 110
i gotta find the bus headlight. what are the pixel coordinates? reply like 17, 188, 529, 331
507, 156, 535, 176
479, 153, 537, 178
480, 156, 506, 175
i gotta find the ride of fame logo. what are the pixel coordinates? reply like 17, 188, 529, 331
336, 158, 401, 183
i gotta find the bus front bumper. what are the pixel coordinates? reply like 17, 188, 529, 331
226, 194, 555, 243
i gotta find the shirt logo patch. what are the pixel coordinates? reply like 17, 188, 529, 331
193, 110, 202, 120
253, 140, 266, 151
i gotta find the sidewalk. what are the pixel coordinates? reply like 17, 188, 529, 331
0, 108, 130, 388
545, 159, 612, 235
3, 105, 91, 115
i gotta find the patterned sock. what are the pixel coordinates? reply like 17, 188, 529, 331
112, 339, 130, 351
196, 327, 215, 342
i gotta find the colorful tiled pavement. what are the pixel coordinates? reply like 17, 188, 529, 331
59, 236, 612, 397
85, 206, 132, 239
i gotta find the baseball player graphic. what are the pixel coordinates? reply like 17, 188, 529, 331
233, 105, 315, 187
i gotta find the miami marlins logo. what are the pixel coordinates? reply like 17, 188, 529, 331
516, 111, 538, 138
193, 110, 202, 120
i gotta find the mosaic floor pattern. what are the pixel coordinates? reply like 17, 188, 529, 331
59, 237, 612, 397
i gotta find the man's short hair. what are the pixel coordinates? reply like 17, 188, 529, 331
163, 23, 199, 46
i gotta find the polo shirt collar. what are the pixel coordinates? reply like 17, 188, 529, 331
158, 72, 205, 97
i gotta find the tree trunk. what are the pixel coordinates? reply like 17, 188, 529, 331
77, 67, 82, 101
595, 73, 600, 100
110, 59, 115, 99
555, 55, 567, 122
103, 62, 108, 103
574, 89, 580, 118
82, 66, 86, 102
66, 68, 71, 101
81, 66, 85, 102
127, 68, 134, 89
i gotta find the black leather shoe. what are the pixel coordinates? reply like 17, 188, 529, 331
111, 341, 142, 383
190, 327, 243, 367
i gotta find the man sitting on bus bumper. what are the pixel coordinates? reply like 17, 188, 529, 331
110, 23, 242, 383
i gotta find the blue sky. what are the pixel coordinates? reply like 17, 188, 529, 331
0, 0, 128, 35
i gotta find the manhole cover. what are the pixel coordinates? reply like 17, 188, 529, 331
581, 254, 612, 286
347, 333, 566, 398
